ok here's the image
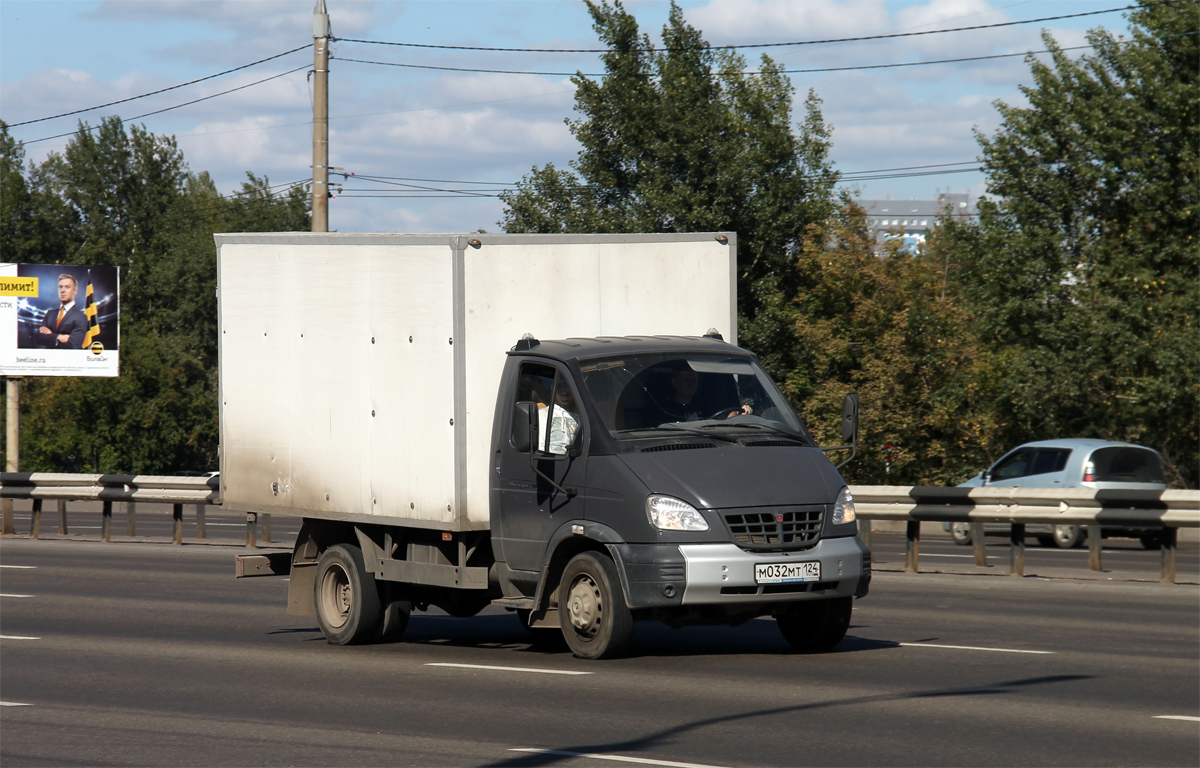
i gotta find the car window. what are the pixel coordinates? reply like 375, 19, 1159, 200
1086, 447, 1164, 483
1030, 449, 1071, 476
991, 449, 1034, 480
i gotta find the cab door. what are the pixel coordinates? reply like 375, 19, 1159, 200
495, 361, 588, 577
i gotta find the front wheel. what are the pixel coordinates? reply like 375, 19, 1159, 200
314, 543, 383, 645
1053, 525, 1084, 549
558, 552, 634, 659
777, 596, 852, 653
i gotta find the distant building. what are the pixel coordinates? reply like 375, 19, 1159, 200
856, 193, 978, 253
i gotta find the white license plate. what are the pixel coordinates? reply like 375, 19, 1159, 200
755, 561, 820, 584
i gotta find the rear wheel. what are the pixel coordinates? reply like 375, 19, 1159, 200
314, 543, 383, 645
949, 523, 972, 545
1053, 525, 1084, 549
558, 552, 633, 659
777, 596, 852, 653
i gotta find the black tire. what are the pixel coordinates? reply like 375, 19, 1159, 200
558, 552, 634, 659
1139, 534, 1162, 551
777, 596, 852, 653
1036, 535, 1056, 548
1053, 525, 1084, 549
949, 523, 972, 546
314, 543, 383, 645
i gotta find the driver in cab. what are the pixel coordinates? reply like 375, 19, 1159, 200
651, 363, 751, 424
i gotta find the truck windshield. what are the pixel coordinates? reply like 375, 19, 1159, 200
577, 353, 808, 441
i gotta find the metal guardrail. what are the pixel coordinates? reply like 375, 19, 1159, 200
2, 474, 1196, 581
849, 485, 1200, 583
0, 472, 270, 547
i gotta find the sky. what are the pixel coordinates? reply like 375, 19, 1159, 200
0, 0, 1137, 234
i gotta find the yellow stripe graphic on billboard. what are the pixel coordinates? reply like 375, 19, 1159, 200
82, 272, 100, 349
0, 277, 38, 296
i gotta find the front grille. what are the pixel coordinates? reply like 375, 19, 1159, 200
721, 505, 824, 551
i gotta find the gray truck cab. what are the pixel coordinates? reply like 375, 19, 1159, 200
490, 334, 869, 658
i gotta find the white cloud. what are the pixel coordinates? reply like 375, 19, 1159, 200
688, 0, 890, 43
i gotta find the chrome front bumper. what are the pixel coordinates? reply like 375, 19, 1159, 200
678, 536, 869, 605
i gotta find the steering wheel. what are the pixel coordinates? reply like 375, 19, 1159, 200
707, 407, 746, 420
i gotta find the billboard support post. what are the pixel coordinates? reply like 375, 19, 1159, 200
2, 376, 18, 535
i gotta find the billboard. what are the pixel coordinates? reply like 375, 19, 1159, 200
0, 263, 120, 377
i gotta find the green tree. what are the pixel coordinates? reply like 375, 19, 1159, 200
943, 0, 1198, 486
500, 0, 839, 377
786, 199, 987, 485
1, 118, 309, 473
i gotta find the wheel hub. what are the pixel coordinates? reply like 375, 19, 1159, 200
566, 575, 601, 636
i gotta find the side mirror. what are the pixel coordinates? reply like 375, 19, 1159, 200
841, 392, 859, 445
981, 470, 991, 486
512, 401, 538, 453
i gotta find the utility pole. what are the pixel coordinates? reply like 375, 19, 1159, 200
312, 0, 330, 233
2, 377, 18, 534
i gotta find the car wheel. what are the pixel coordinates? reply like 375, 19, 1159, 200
949, 523, 972, 546
1053, 525, 1084, 549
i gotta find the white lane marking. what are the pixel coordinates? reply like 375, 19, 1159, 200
0, 701, 32, 707
426, 662, 592, 676
510, 749, 727, 768
1154, 715, 1200, 722
900, 642, 1054, 654
0, 565, 36, 569
0, 594, 34, 598
919, 554, 976, 558
0, 635, 41, 641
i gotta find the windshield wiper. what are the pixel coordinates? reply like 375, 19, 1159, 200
703, 421, 812, 444
654, 423, 741, 443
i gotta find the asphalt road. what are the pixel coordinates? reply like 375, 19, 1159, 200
1, 537, 1197, 767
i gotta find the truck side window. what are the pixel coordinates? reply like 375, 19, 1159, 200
516, 363, 582, 456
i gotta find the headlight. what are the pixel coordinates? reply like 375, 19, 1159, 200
646, 495, 709, 531
832, 486, 856, 525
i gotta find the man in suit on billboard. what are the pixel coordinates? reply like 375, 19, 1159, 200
34, 274, 88, 349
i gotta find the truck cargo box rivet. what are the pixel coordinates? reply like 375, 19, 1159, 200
372, 410, 375, 417
448, 338, 453, 344
449, 418, 454, 425
409, 336, 413, 343
325, 494, 329, 501
371, 337, 375, 344
410, 502, 415, 510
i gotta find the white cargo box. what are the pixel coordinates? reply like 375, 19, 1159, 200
215, 232, 736, 530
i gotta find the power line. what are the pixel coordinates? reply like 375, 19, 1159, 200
335, 4, 1142, 54
6, 44, 312, 128
23, 65, 311, 145
335, 42, 1098, 78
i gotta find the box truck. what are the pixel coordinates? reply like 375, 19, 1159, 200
218, 232, 868, 659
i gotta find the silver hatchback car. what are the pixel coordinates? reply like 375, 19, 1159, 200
946, 439, 1168, 549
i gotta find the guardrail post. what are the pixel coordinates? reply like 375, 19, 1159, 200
172, 503, 183, 545
1009, 523, 1025, 577
860, 521, 873, 550
126, 501, 137, 538
262, 513, 272, 543
1160, 527, 1177, 585
1, 499, 13, 535
246, 512, 258, 549
101, 500, 112, 542
58, 500, 67, 535
904, 521, 920, 573
30, 498, 42, 539
1087, 524, 1103, 572
970, 522, 987, 567
195, 504, 206, 538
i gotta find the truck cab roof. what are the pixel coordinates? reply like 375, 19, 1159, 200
508, 334, 741, 362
